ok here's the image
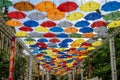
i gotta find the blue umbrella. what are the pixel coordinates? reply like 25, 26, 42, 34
49, 27, 64, 32
62, 38, 73, 43
56, 33, 68, 38
79, 27, 93, 33
29, 44, 38, 48
74, 20, 90, 27
101, 1, 120, 12
23, 20, 39, 27
37, 38, 48, 42
32, 49, 40, 54
58, 43, 68, 48
57, 52, 65, 55
39, 48, 47, 50
84, 12, 102, 20
77, 47, 86, 51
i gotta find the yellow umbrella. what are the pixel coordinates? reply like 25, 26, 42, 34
80, 55, 88, 58
92, 41, 102, 47
24, 41, 35, 45
70, 42, 80, 48
34, 26, 49, 32
73, 38, 85, 44
64, 27, 78, 33
58, 48, 66, 51
107, 20, 120, 28
66, 12, 84, 21
80, 1, 100, 12
87, 47, 96, 51
6, 19, 22, 27
15, 31, 28, 37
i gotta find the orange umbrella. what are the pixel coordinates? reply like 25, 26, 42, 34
82, 33, 96, 38
14, 1, 34, 11
64, 27, 78, 33
35, 1, 56, 12
6, 19, 22, 27
47, 9, 65, 20
70, 42, 80, 48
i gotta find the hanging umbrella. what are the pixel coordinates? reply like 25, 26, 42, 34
79, 27, 93, 33
69, 33, 82, 38
80, 42, 91, 48
82, 33, 96, 38
94, 27, 107, 34
37, 38, 48, 42
28, 32, 42, 37
50, 27, 64, 32
107, 20, 120, 28
101, 1, 120, 12
86, 38, 96, 44
14, 1, 34, 11
0, 0, 13, 8
15, 31, 28, 37
34, 26, 48, 32
6, 19, 22, 27
24, 20, 39, 28
49, 38, 60, 43
24, 37, 36, 42
70, 42, 80, 48
29, 44, 38, 48
24, 41, 35, 45
64, 27, 78, 33
73, 39, 85, 44
84, 12, 102, 20
92, 41, 102, 47
80, 1, 100, 12
66, 12, 84, 21
36, 42, 47, 48
103, 11, 120, 21
35, 1, 56, 12
19, 26, 33, 32
28, 12, 46, 21
57, 1, 78, 12
32, 49, 40, 54
47, 9, 65, 20
62, 39, 73, 43
7, 11, 26, 19
74, 20, 90, 27
59, 43, 68, 48
57, 21, 73, 27
41, 20, 56, 28
43, 32, 56, 38
91, 21, 107, 28
96, 33, 108, 38
56, 33, 68, 38
47, 42, 57, 47
87, 47, 96, 51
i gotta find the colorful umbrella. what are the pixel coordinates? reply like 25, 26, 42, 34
91, 21, 107, 28
82, 33, 96, 38
59, 43, 68, 48
29, 44, 38, 48
7, 11, 26, 19
28, 32, 42, 37
70, 42, 80, 48
41, 20, 56, 28
23, 20, 39, 27
73, 39, 85, 44
37, 38, 48, 42
24, 41, 35, 45
19, 26, 33, 32
47, 42, 57, 48
101, 1, 120, 11
92, 41, 102, 47
24, 37, 36, 42
80, 42, 91, 48
57, 1, 78, 12
87, 47, 96, 51
66, 12, 84, 21
56, 33, 68, 38
107, 20, 120, 28
62, 39, 73, 43
94, 27, 107, 34
79, 27, 93, 33
84, 12, 102, 20
43, 32, 56, 38
50, 27, 64, 32
74, 20, 90, 27
57, 21, 73, 27
36, 42, 47, 48
6, 19, 22, 27
28, 12, 45, 21
47, 9, 65, 20
34, 26, 48, 32
14, 1, 34, 11
64, 27, 78, 33
0, 0, 13, 8
80, 1, 100, 12
69, 33, 82, 38
35, 1, 56, 12
49, 38, 60, 43
15, 31, 28, 37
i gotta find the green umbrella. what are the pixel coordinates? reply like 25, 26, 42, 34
24, 37, 36, 42
0, 0, 13, 8
103, 11, 120, 21
69, 33, 82, 38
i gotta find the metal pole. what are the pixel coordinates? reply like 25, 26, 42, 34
80, 62, 84, 80
109, 38, 117, 80
42, 71, 44, 80
72, 70, 75, 80
28, 55, 33, 80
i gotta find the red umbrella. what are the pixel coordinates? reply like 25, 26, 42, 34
7, 11, 26, 19
19, 26, 33, 32
80, 42, 91, 48
36, 53, 43, 57
36, 42, 47, 48
43, 32, 56, 38
41, 20, 56, 28
91, 21, 107, 28
49, 38, 60, 43
57, 1, 78, 12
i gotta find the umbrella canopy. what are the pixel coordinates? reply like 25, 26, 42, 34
70, 42, 80, 48
87, 47, 96, 51
62, 39, 73, 43
6, 19, 22, 27
64, 27, 78, 33
34, 26, 48, 32
47, 9, 65, 20
7, 11, 26, 19
56, 33, 68, 38
94, 27, 107, 34
57, 1, 78, 12
57, 21, 73, 27
103, 11, 120, 21
82, 33, 96, 38
43, 32, 56, 38
19, 26, 33, 32
80, 1, 100, 12
28, 12, 46, 20
91, 21, 107, 28
69, 33, 82, 38
74, 20, 90, 27
101, 1, 120, 11
79, 27, 93, 33
0, 0, 13, 8
50, 27, 64, 32
15, 31, 28, 37
41, 20, 56, 28
25, 41, 35, 45
35, 1, 56, 12
47, 42, 57, 47
84, 12, 102, 20
73, 39, 85, 44
92, 41, 102, 47
66, 12, 84, 21
23, 20, 39, 27
24, 37, 36, 42
36, 42, 47, 48
80, 42, 91, 48
49, 38, 60, 43
28, 32, 42, 37
37, 38, 48, 42
107, 20, 120, 28
59, 43, 68, 48
14, 1, 34, 11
